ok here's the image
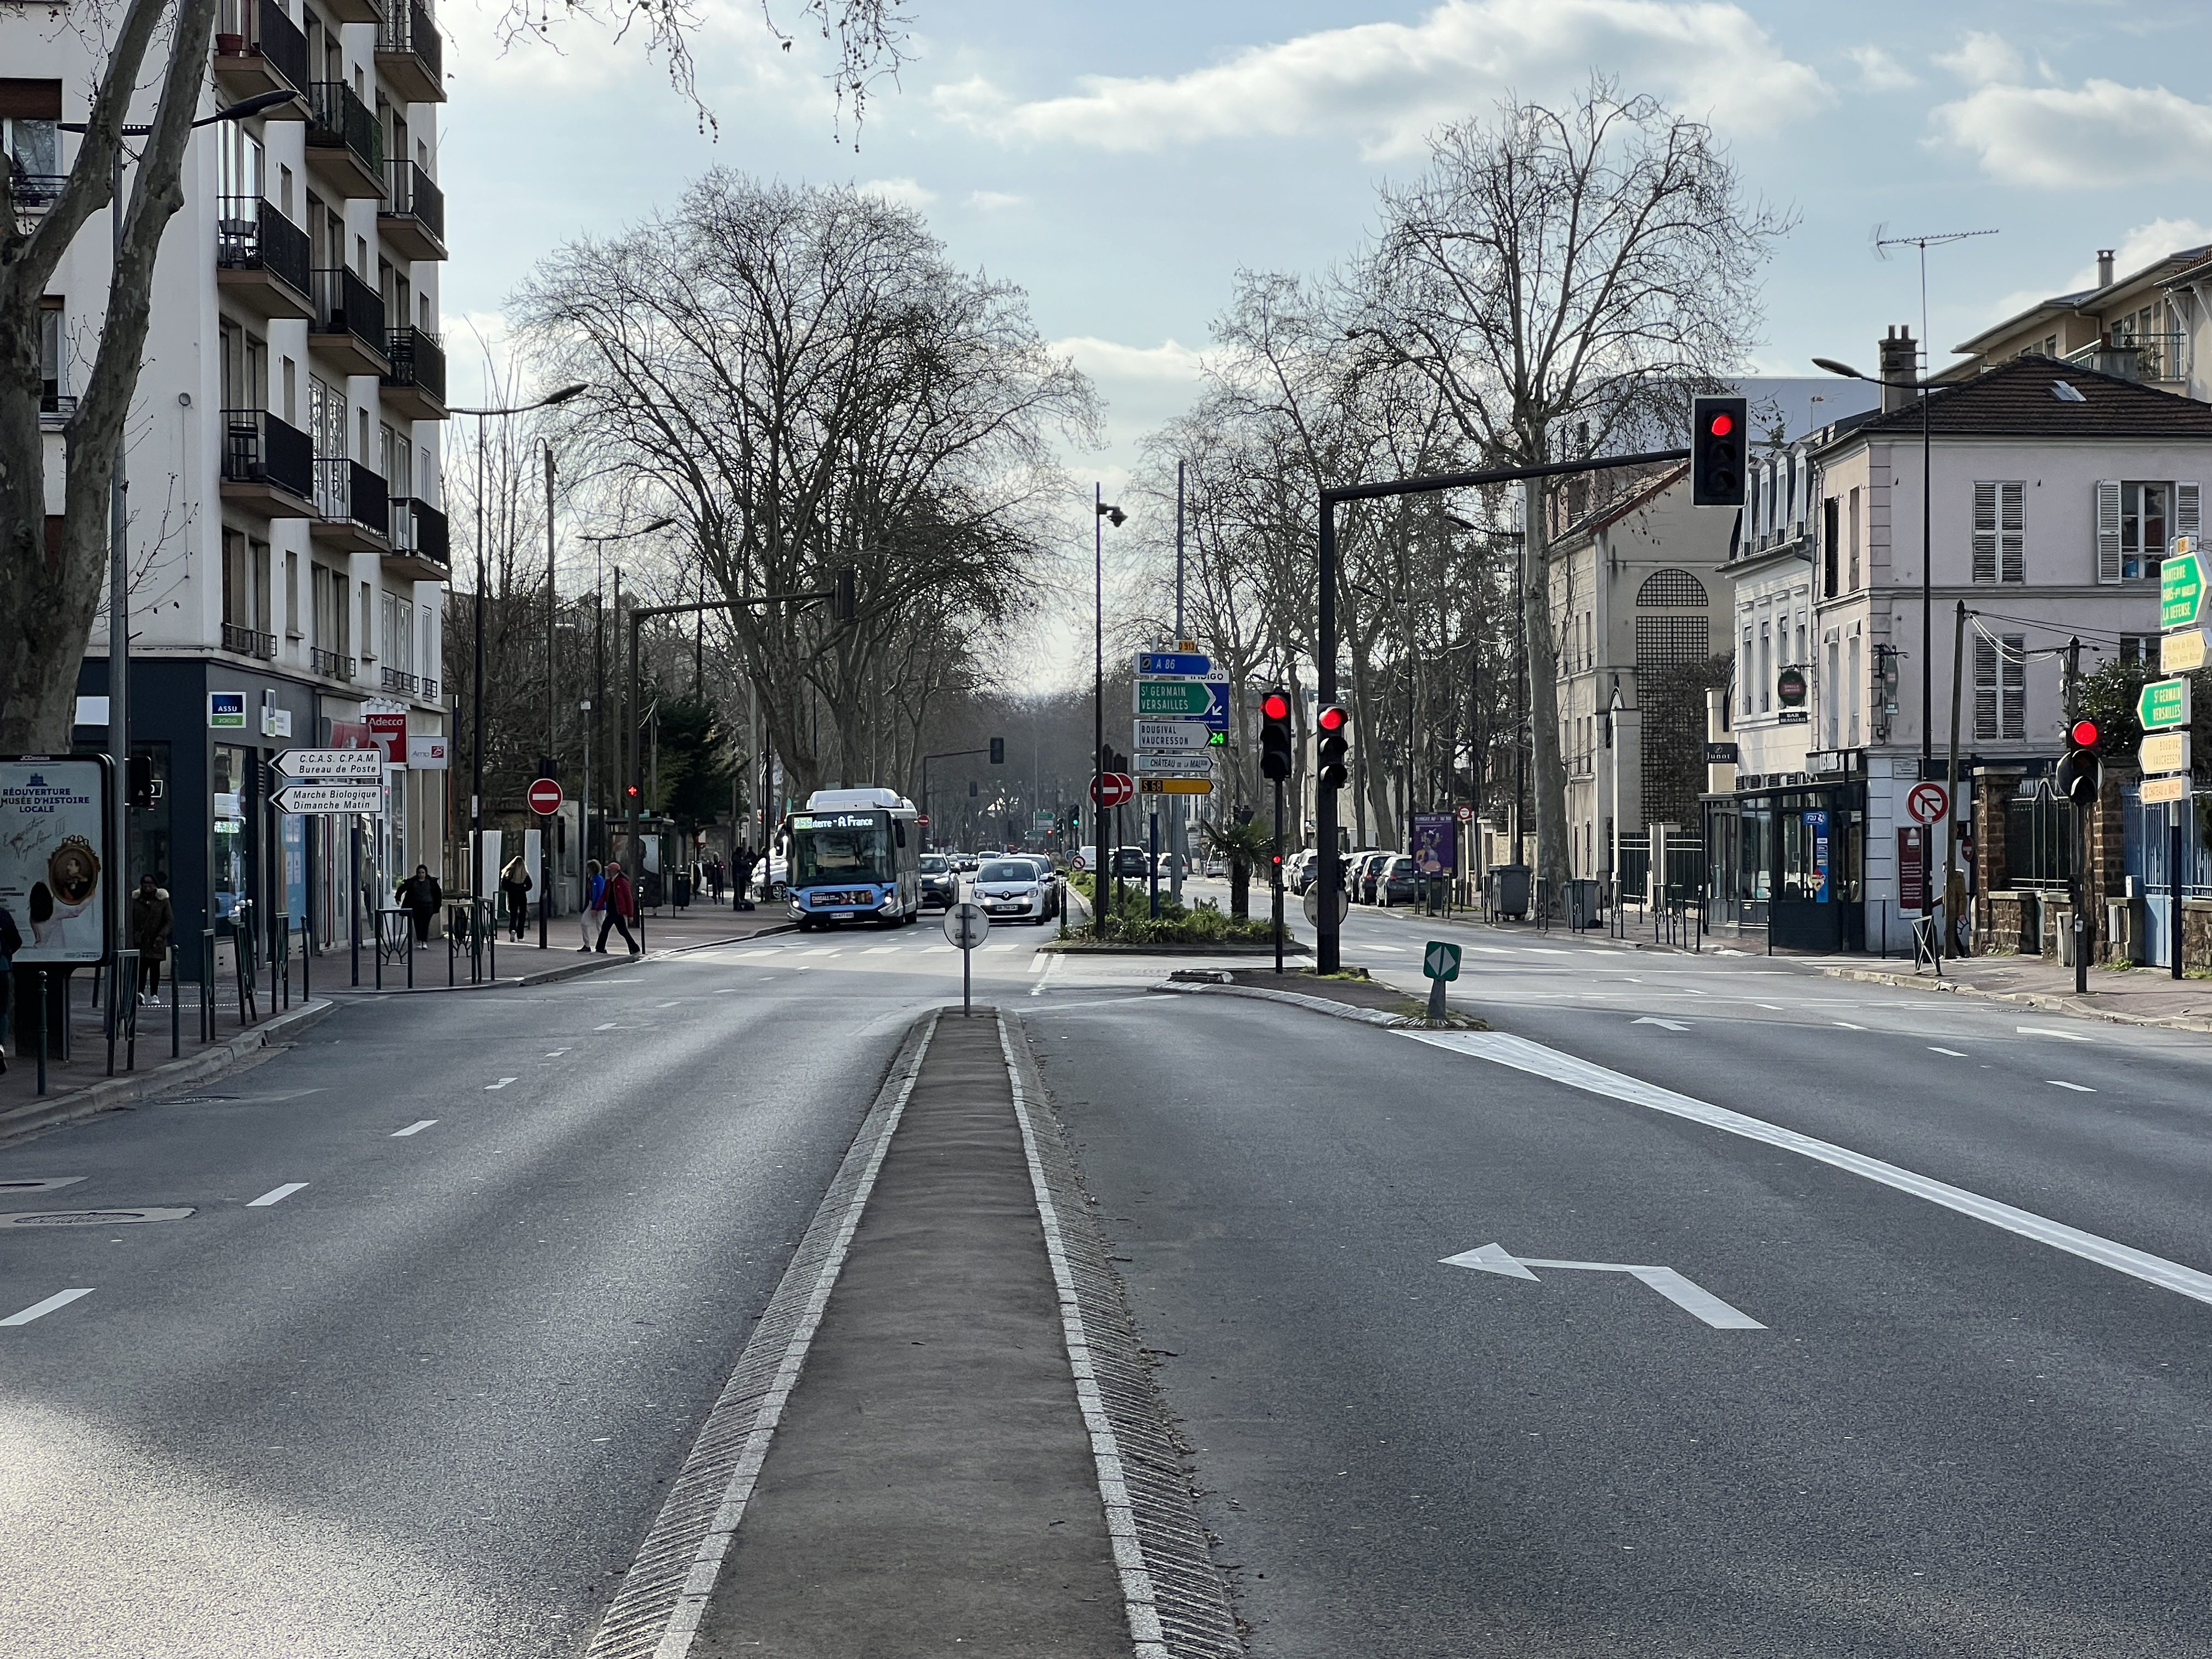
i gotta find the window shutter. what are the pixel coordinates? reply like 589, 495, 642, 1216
2000, 481, 2025, 583
2178, 481, 2201, 544
2096, 479, 2123, 583
2001, 634, 2027, 741
1972, 480, 1997, 583
1973, 636, 1997, 741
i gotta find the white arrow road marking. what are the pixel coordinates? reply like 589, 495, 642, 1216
246, 1183, 307, 1207
1, 1288, 93, 1327
1441, 1245, 1764, 1329
2018, 1026, 2094, 1042
1632, 1017, 1690, 1031
485, 1077, 518, 1091
1409, 1030, 2212, 1310
391, 1120, 438, 1137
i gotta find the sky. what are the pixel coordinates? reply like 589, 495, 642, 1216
436, 0, 2212, 674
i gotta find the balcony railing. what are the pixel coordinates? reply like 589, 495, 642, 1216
222, 623, 278, 660
221, 407, 314, 500
387, 496, 452, 573
309, 646, 356, 680
383, 325, 445, 400
310, 265, 387, 360
306, 81, 384, 185
376, 0, 442, 85
216, 194, 311, 294
380, 666, 422, 695
314, 456, 391, 538
2067, 331, 2192, 383
383, 159, 444, 245
216, 0, 308, 92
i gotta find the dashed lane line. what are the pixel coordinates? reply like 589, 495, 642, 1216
2050, 1081, 2097, 1092
392, 1120, 438, 1137
2019, 1026, 2094, 1042
485, 1077, 518, 1090
246, 1183, 307, 1207
1, 1288, 93, 1327
1931, 1047, 1968, 1057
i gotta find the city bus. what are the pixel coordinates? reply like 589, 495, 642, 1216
782, 787, 923, 929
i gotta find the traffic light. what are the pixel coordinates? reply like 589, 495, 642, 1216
1690, 394, 1747, 507
127, 752, 155, 811
1260, 689, 1294, 781
2056, 716, 2103, 805
990, 736, 1005, 764
834, 566, 856, 622
1316, 703, 1348, 791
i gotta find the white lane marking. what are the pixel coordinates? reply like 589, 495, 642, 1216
594, 1022, 619, 1031
1525, 948, 1572, 956
2049, 1081, 2097, 1093
1753, 1003, 1784, 1011
1632, 1017, 1690, 1031
544, 1049, 569, 1057
1029, 952, 1052, 973
1472, 946, 1516, 955
1833, 1021, 1866, 1031
1365, 943, 1408, 952
1443, 1245, 1765, 1329
803, 948, 841, 957
1409, 1030, 2212, 1310
246, 1182, 307, 1207
485, 1077, 518, 1090
864, 946, 898, 954
923, 944, 953, 953
2018, 1026, 2094, 1042
657, 1000, 684, 1007
391, 1120, 438, 1137
1030, 954, 1062, 997
715, 988, 740, 994
1, 1288, 94, 1327
1931, 1047, 1968, 1058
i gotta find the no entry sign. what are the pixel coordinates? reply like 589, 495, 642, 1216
527, 777, 564, 816
1091, 772, 1135, 808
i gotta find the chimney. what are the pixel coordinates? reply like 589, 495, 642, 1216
1877, 326, 1918, 413
2097, 248, 2115, 287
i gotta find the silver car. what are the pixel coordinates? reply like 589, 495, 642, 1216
972, 857, 1050, 923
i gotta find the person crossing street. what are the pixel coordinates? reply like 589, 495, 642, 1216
132, 874, 172, 1006
595, 860, 639, 955
579, 859, 603, 952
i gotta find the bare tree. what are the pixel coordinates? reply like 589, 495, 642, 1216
1361, 80, 1786, 896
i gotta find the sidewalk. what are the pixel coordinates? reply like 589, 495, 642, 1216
329, 901, 797, 996
586, 1010, 1238, 1659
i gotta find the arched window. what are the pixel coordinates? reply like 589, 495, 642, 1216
1637, 568, 1707, 607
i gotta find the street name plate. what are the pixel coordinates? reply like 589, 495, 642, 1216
2140, 678, 2192, 730
2143, 774, 2192, 804
1134, 755, 1213, 778
2160, 549, 2207, 629
1134, 719, 1212, 750
272, 747, 382, 780
2139, 731, 2191, 775
272, 781, 383, 814
2163, 627, 2211, 674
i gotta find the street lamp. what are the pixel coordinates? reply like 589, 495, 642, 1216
576, 517, 674, 883
1093, 490, 1125, 939
447, 381, 585, 897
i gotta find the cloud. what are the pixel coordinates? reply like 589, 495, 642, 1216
1931, 77, 2212, 187
1846, 45, 1916, 92
932, 0, 1830, 159
854, 176, 938, 208
1932, 31, 2027, 87
966, 190, 1026, 211
1051, 337, 1207, 385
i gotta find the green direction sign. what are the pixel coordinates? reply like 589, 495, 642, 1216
2160, 549, 2207, 629
1423, 940, 1462, 981
2140, 677, 2192, 731
1134, 679, 1215, 716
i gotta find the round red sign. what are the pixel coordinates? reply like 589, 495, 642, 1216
1906, 781, 1948, 825
527, 777, 564, 815
1091, 772, 1135, 808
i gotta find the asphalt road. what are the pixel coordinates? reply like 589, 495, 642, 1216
1034, 899, 2212, 1657
0, 918, 1073, 1658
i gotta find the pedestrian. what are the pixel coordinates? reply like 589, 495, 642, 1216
500, 856, 533, 941
579, 858, 603, 952
595, 860, 640, 954
132, 873, 172, 1006
732, 843, 757, 911
398, 863, 442, 947
709, 857, 725, 902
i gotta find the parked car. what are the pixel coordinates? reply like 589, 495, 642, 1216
972, 856, 1051, 924
1350, 849, 1389, 904
918, 853, 958, 910
1013, 854, 1062, 918
1286, 849, 1317, 895
1150, 852, 1189, 881
1109, 846, 1152, 878
1378, 854, 1421, 905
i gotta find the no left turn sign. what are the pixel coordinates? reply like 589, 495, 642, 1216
1906, 781, 1949, 825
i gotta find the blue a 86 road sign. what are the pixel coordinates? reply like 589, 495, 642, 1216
1137, 651, 1211, 676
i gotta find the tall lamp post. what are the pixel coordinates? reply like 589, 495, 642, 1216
576, 518, 673, 904
447, 382, 585, 903
1093, 490, 1125, 939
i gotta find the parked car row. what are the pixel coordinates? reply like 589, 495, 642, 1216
1279, 848, 1427, 905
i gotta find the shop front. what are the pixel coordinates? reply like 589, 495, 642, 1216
1705, 763, 1867, 952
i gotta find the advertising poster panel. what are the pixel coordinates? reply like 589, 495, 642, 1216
1410, 812, 1456, 878
0, 757, 114, 964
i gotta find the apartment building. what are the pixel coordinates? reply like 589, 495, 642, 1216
6, 0, 450, 954
1948, 244, 2212, 399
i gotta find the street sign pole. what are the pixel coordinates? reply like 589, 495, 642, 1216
1273, 776, 1285, 975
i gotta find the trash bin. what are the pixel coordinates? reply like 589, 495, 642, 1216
673, 871, 692, 909
1564, 877, 1599, 930
1489, 864, 1531, 918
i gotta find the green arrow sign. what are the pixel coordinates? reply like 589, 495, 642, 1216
1133, 680, 1215, 716
2140, 676, 2192, 731
1423, 940, 1462, 981
2161, 550, 2207, 629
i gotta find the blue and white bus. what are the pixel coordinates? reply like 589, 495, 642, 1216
783, 788, 922, 929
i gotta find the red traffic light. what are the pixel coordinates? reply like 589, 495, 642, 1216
1261, 691, 1292, 721
2069, 718, 2100, 749
1316, 703, 1348, 732
625, 784, 641, 798
1708, 412, 1734, 437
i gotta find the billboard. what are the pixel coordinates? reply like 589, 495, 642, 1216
0, 757, 114, 964
1410, 812, 1456, 878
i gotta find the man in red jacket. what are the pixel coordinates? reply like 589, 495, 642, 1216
595, 861, 640, 955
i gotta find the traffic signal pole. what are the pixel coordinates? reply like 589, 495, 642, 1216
1312, 447, 1692, 973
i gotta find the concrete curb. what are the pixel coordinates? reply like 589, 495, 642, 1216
1153, 977, 1418, 1028
0, 996, 338, 1148
1813, 963, 2212, 1035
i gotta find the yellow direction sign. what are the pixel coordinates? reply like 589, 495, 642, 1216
2139, 731, 2191, 775
1139, 778, 1213, 795
2162, 627, 2211, 674
2143, 774, 2192, 805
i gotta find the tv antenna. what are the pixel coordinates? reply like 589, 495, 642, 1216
1872, 225, 2000, 376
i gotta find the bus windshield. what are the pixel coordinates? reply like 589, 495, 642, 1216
790, 812, 893, 887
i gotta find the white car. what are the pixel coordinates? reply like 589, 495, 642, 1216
972, 857, 1051, 923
